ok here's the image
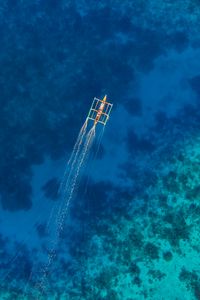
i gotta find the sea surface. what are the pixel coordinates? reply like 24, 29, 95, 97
1, 1, 200, 299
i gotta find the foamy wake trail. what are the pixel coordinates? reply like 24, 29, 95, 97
58, 119, 88, 194
58, 126, 96, 229
34, 125, 96, 297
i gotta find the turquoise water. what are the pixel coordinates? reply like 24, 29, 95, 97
1, 1, 200, 299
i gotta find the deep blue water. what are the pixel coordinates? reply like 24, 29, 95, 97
1, 1, 200, 299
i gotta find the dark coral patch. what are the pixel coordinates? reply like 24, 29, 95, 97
144, 242, 159, 260
42, 177, 60, 201
163, 251, 173, 261
161, 216, 190, 247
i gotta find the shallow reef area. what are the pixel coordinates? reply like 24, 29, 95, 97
1, 0, 200, 299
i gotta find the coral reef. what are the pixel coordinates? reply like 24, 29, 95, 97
1, 0, 200, 299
